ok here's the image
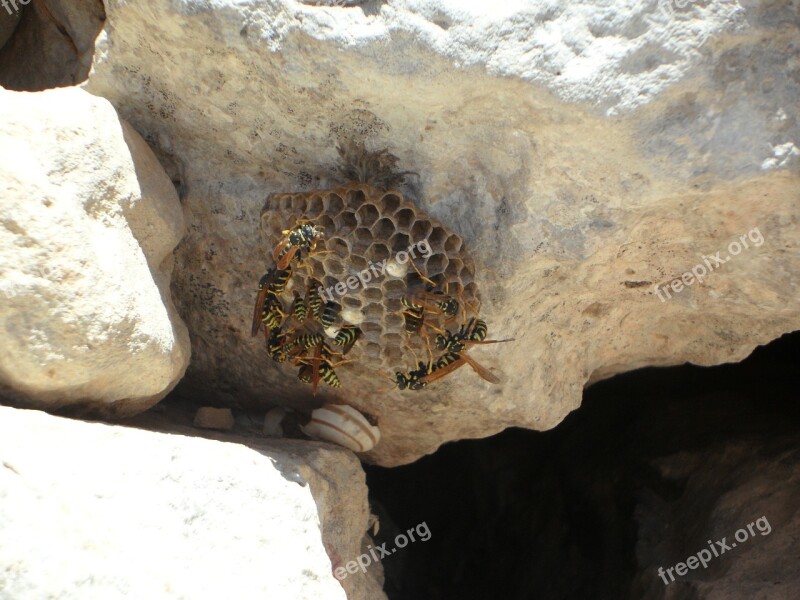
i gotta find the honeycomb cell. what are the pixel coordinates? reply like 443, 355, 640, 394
356, 203, 379, 227
389, 232, 411, 254
348, 254, 368, 272
353, 227, 373, 252
364, 287, 382, 302
382, 345, 404, 366
342, 295, 362, 308
371, 218, 394, 240
326, 237, 350, 258
381, 193, 402, 214
334, 211, 357, 236
428, 226, 447, 250
365, 342, 382, 360
326, 257, 346, 276
291, 196, 306, 213
346, 188, 366, 210
394, 208, 415, 230
444, 234, 462, 253
381, 278, 406, 299
363, 302, 383, 321
326, 192, 344, 215
425, 253, 448, 276
307, 195, 325, 218
410, 219, 432, 240
366, 243, 390, 264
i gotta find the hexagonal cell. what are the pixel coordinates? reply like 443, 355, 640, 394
381, 345, 404, 367
364, 287, 382, 302
342, 295, 362, 309
365, 342, 382, 360
371, 217, 394, 240
346, 188, 366, 210
290, 196, 307, 213
334, 210, 357, 236
425, 253, 448, 276
353, 227, 373, 252
444, 234, 462, 253
384, 312, 404, 329
356, 203, 379, 227
326, 236, 350, 258
394, 208, 415, 230
347, 255, 368, 273
366, 243, 390, 264
380, 193, 401, 214
409, 219, 432, 241
428, 226, 447, 250
325, 192, 345, 215
306, 195, 325, 218
325, 257, 346, 276
459, 265, 474, 282
363, 302, 383, 321
445, 257, 464, 279
319, 214, 336, 233
389, 232, 411, 254
381, 278, 406, 299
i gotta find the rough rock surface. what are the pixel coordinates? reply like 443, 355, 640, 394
0, 0, 105, 91
0, 405, 386, 600
85, 0, 800, 465
0, 87, 189, 417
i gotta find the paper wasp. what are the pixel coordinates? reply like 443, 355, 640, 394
251, 267, 291, 336
422, 350, 500, 385
333, 326, 362, 355
290, 291, 307, 323
434, 318, 514, 353
295, 340, 352, 396
273, 219, 326, 270
391, 361, 431, 391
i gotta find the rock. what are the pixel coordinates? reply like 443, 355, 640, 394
84, 0, 800, 465
263, 406, 289, 437
193, 406, 234, 430
632, 442, 800, 599
0, 0, 105, 91
0, 86, 190, 417
0, 405, 386, 600
0, 1, 21, 51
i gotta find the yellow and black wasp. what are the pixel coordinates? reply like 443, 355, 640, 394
251, 267, 291, 337
434, 318, 514, 353
273, 220, 326, 270
333, 326, 362, 355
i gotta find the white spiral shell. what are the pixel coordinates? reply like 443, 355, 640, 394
301, 404, 381, 452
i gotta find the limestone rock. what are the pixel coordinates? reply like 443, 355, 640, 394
0, 2, 21, 51
193, 406, 234, 430
84, 0, 800, 465
0, 405, 386, 600
0, 86, 190, 417
632, 440, 800, 599
0, 0, 105, 91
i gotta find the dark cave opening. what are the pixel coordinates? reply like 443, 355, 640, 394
365, 332, 800, 600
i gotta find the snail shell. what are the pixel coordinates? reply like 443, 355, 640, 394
301, 404, 380, 452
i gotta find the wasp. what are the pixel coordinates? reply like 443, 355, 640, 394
412, 289, 459, 320
251, 267, 292, 336
273, 220, 326, 270
390, 361, 431, 391
307, 281, 323, 320
295, 341, 351, 395
267, 328, 292, 363
317, 301, 341, 329
421, 350, 500, 385
333, 326, 362, 355
294, 334, 325, 352
290, 291, 307, 323
400, 296, 425, 335
435, 318, 514, 353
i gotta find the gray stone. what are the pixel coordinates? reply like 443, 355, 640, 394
84, 0, 800, 465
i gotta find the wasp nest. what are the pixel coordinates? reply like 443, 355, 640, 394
260, 182, 481, 375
